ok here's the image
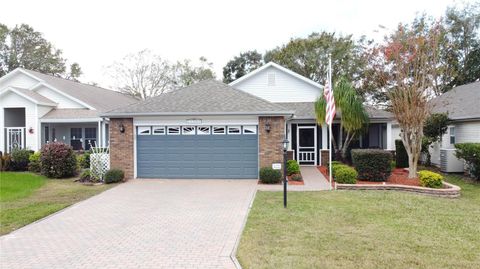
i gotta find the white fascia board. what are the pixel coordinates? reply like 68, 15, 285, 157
29, 82, 96, 110
133, 116, 260, 126
39, 118, 102, 123
0, 87, 58, 106
0, 68, 42, 84
229, 62, 324, 90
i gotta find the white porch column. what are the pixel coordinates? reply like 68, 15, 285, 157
322, 124, 328, 149
339, 125, 343, 149
386, 122, 393, 150
98, 120, 102, 147
287, 122, 292, 150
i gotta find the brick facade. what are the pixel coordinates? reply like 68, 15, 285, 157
109, 118, 134, 180
258, 116, 286, 173
321, 150, 329, 166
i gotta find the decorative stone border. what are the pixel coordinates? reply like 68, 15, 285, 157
336, 181, 461, 198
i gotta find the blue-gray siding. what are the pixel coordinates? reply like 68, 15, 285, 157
137, 134, 258, 179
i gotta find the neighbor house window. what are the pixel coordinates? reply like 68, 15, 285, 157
152, 126, 165, 135
228, 126, 241, 134
182, 126, 196, 135
213, 126, 226, 134
449, 127, 455, 144
243, 125, 257, 134
70, 128, 82, 150
197, 126, 211, 135
85, 128, 97, 150
167, 126, 180, 135
138, 126, 151, 135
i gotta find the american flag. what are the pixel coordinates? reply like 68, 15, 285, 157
324, 80, 336, 125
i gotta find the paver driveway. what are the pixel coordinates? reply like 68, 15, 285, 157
0, 179, 257, 269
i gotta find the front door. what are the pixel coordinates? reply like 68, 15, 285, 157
297, 126, 316, 165
6, 127, 25, 153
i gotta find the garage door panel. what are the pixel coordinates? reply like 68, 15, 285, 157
137, 131, 258, 179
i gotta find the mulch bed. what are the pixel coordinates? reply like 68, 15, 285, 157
318, 166, 420, 186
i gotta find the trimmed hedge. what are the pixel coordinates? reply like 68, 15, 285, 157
28, 152, 41, 172
11, 149, 33, 171
104, 169, 124, 184
455, 143, 480, 180
395, 140, 408, 168
332, 162, 349, 178
352, 149, 392, 182
335, 166, 357, 184
418, 170, 443, 188
40, 142, 77, 178
286, 160, 300, 176
259, 167, 282, 184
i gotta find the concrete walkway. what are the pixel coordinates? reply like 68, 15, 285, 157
257, 166, 331, 191
0, 179, 257, 269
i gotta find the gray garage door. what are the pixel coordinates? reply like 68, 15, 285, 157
136, 126, 258, 179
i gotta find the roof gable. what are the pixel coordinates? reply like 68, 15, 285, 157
0, 87, 57, 106
104, 79, 293, 116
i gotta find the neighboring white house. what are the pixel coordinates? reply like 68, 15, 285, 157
230, 62, 396, 165
0, 68, 137, 153
428, 81, 480, 172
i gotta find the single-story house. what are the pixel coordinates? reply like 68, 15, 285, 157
103, 62, 397, 179
0, 68, 137, 153
428, 81, 480, 172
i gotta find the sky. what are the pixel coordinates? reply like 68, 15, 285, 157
1, 0, 466, 88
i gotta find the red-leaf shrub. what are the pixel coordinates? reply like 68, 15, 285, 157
40, 142, 77, 178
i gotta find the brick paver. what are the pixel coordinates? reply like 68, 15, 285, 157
0, 179, 257, 269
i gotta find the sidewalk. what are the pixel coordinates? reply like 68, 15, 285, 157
257, 166, 331, 191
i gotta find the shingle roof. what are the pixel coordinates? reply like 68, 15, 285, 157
104, 79, 293, 116
276, 102, 393, 120
431, 81, 480, 120
41, 109, 100, 119
6, 87, 57, 105
22, 69, 137, 111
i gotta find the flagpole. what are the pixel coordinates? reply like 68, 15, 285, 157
328, 55, 333, 190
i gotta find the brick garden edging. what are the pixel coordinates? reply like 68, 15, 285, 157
336, 181, 461, 198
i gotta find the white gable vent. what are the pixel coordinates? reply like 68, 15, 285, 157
267, 72, 276, 86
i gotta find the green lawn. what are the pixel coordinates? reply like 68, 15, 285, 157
0, 172, 116, 235
238, 175, 480, 269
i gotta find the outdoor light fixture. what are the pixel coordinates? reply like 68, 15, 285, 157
119, 123, 125, 133
265, 122, 271, 133
282, 138, 289, 208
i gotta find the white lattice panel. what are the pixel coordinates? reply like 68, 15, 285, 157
90, 147, 110, 181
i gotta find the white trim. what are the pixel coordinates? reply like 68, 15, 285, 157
106, 111, 295, 117
39, 118, 102, 123
134, 126, 137, 179
386, 122, 393, 150
182, 126, 196, 135
229, 62, 324, 90
29, 82, 96, 110
296, 125, 317, 166
0, 68, 41, 84
197, 126, 211, 135
0, 87, 57, 106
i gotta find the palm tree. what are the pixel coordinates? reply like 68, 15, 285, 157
315, 77, 369, 161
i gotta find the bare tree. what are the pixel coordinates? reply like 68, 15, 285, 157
107, 50, 174, 100
369, 19, 442, 178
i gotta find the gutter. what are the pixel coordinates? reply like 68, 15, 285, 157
101, 111, 296, 118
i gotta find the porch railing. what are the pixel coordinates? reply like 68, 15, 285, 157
298, 151, 315, 162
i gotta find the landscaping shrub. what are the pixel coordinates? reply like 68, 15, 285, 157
40, 142, 77, 178
104, 169, 125, 184
286, 160, 300, 175
11, 149, 33, 171
331, 162, 349, 178
334, 166, 357, 184
79, 169, 92, 182
291, 173, 303, 181
259, 167, 282, 184
77, 151, 91, 169
395, 140, 408, 168
418, 170, 443, 188
352, 149, 392, 182
455, 143, 480, 180
0, 152, 12, 171
28, 152, 41, 173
